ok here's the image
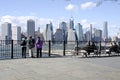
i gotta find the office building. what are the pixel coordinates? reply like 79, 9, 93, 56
90, 24, 92, 41
12, 26, 21, 44
68, 18, 74, 30
75, 23, 83, 41
84, 31, 91, 41
94, 29, 102, 41
45, 22, 53, 41
59, 21, 67, 41
103, 21, 108, 41
54, 29, 63, 44
1, 22, 12, 44
67, 29, 76, 44
27, 19, 35, 38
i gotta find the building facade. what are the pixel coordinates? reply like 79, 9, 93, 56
59, 21, 67, 41
45, 22, 53, 42
12, 26, 21, 44
27, 19, 35, 38
1, 22, 12, 44
103, 21, 108, 41
68, 18, 74, 30
54, 29, 63, 44
75, 23, 83, 41
94, 29, 102, 41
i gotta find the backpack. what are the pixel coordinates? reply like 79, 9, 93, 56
21, 40, 27, 46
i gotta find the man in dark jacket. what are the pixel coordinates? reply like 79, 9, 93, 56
21, 37, 27, 58
28, 36, 35, 58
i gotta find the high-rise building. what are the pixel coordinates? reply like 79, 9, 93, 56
27, 19, 35, 38
45, 22, 53, 41
67, 29, 76, 44
103, 21, 108, 41
68, 18, 74, 30
59, 21, 67, 41
12, 26, 21, 44
94, 29, 102, 41
1, 22, 12, 44
54, 29, 63, 44
75, 23, 83, 41
38, 27, 40, 33
84, 31, 91, 41
90, 24, 92, 41
1, 22, 12, 40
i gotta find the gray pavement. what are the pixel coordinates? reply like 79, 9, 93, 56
0, 56, 120, 80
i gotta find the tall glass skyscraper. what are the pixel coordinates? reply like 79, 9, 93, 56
1, 22, 12, 40
90, 24, 92, 41
59, 21, 67, 41
68, 18, 74, 30
75, 23, 83, 41
94, 29, 102, 41
46, 22, 53, 41
12, 26, 21, 40
54, 29, 63, 43
67, 29, 76, 44
103, 21, 108, 41
27, 19, 35, 38
1, 22, 12, 44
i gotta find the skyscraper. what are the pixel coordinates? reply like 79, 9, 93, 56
12, 26, 21, 44
84, 31, 91, 41
54, 29, 63, 44
1, 22, 12, 40
59, 21, 67, 41
27, 19, 35, 38
12, 26, 21, 40
75, 23, 83, 41
103, 21, 108, 41
94, 29, 102, 41
90, 24, 92, 41
67, 29, 76, 44
45, 22, 53, 41
68, 17, 74, 30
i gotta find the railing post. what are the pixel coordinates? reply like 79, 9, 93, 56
76, 40, 79, 55
63, 41, 66, 56
48, 40, 51, 57
100, 41, 101, 52
11, 40, 13, 59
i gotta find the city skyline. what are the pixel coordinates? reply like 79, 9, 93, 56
0, 0, 120, 37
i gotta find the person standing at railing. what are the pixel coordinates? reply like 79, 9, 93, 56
36, 37, 43, 58
20, 37, 27, 58
28, 36, 35, 58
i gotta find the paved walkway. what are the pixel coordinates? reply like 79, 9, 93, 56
0, 56, 120, 80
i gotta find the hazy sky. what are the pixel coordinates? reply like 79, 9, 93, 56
0, 0, 120, 37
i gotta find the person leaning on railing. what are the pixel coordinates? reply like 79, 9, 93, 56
20, 37, 27, 58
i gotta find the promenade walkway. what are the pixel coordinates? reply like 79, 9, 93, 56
0, 56, 120, 80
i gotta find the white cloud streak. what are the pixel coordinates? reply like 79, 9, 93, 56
80, 2, 97, 10
65, 4, 78, 11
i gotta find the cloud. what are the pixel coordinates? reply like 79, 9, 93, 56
65, 4, 78, 11
0, 15, 56, 33
80, 2, 97, 10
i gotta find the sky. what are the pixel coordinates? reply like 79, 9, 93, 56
0, 0, 120, 37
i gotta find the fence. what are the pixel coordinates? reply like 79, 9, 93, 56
0, 40, 119, 59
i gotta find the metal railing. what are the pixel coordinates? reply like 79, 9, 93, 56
0, 40, 119, 59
